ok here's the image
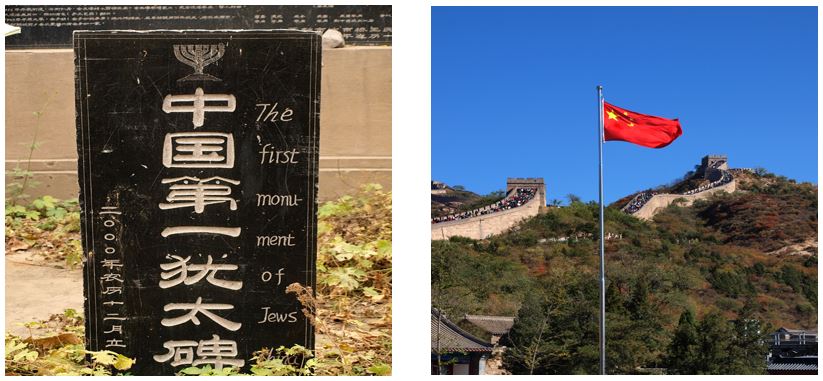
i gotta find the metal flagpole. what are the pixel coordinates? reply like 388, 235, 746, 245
597, 85, 606, 375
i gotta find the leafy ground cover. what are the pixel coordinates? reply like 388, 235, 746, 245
5, 184, 392, 376
5, 196, 82, 268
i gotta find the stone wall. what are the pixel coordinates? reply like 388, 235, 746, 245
631, 180, 736, 220
431, 196, 542, 240
5, 46, 391, 202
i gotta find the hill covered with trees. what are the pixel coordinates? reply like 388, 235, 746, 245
431, 170, 817, 374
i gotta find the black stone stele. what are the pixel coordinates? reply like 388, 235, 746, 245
74, 30, 320, 375
7, 5, 392, 49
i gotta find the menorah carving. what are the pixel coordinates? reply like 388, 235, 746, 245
173, 43, 226, 82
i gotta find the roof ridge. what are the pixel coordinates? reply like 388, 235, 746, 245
432, 309, 494, 350
465, 314, 515, 320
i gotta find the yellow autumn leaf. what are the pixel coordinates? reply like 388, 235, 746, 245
91, 350, 117, 365
113, 353, 135, 370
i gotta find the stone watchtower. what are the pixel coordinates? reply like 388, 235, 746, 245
698, 154, 729, 180
506, 178, 546, 206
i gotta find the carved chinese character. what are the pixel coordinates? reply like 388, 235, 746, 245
100, 273, 123, 283
159, 255, 242, 290
153, 335, 243, 370
161, 297, 241, 331
159, 176, 240, 213
162, 88, 235, 128
105, 338, 126, 348
193, 335, 244, 370
162, 132, 234, 168
102, 286, 122, 295
101, 259, 123, 270
153, 340, 198, 366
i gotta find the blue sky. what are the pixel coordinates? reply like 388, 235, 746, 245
432, 6, 818, 204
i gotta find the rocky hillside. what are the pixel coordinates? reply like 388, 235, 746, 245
432, 170, 817, 373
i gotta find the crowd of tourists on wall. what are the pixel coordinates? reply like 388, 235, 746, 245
432, 187, 537, 224
626, 169, 735, 213
682, 170, 733, 195
624, 190, 657, 214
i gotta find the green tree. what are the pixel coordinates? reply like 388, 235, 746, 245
665, 309, 700, 374
725, 302, 769, 374
696, 312, 733, 374
431, 241, 478, 319
431, 240, 530, 318
501, 291, 554, 374
666, 306, 769, 375
623, 280, 666, 370
603, 279, 668, 374
502, 271, 599, 375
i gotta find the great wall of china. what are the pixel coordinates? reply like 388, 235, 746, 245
622, 155, 750, 220
432, 155, 748, 240
431, 178, 546, 240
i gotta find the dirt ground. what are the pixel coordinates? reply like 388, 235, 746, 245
4, 253, 356, 354
5, 252, 84, 337
4, 253, 391, 376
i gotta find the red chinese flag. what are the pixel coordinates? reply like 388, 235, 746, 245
603, 101, 682, 148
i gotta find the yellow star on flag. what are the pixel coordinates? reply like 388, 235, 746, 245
607, 110, 618, 121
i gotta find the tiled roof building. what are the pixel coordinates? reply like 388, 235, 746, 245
432, 309, 493, 375
767, 356, 818, 375
767, 327, 818, 375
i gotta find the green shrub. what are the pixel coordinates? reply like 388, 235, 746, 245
708, 269, 754, 298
